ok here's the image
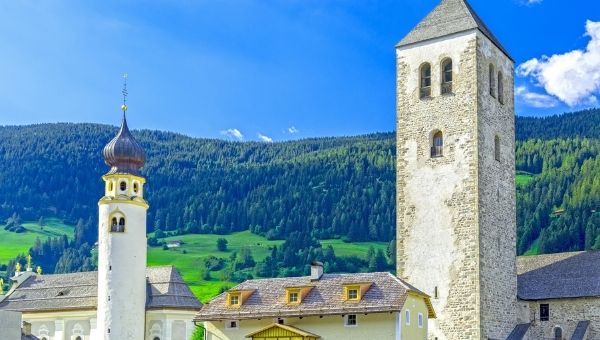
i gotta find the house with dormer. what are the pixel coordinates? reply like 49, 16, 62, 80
196, 262, 435, 340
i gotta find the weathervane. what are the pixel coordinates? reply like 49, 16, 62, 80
121, 73, 128, 113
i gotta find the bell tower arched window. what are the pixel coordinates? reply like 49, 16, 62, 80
420, 63, 432, 99
441, 59, 453, 94
489, 64, 496, 98
110, 214, 126, 232
120, 181, 127, 192
498, 72, 504, 104
133, 182, 139, 194
431, 131, 443, 158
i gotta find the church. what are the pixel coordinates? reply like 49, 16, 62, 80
1, 0, 600, 339
0, 103, 201, 339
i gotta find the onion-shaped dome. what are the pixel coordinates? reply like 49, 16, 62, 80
103, 114, 145, 175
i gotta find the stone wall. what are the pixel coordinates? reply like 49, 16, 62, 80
396, 30, 518, 340
396, 31, 481, 340
521, 298, 600, 339
475, 31, 518, 339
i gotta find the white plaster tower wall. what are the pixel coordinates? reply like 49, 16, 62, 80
97, 113, 149, 340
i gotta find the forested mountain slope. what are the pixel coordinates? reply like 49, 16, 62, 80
0, 108, 598, 267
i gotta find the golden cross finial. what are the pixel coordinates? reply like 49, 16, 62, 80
15, 262, 21, 273
27, 254, 32, 270
121, 73, 128, 113
36, 266, 42, 275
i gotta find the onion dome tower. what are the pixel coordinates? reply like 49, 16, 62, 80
97, 75, 149, 340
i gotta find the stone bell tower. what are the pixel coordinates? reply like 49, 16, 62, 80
97, 81, 149, 340
395, 0, 517, 339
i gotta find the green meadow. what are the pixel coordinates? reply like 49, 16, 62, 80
516, 171, 536, 187
1, 222, 388, 302
0, 218, 73, 264
147, 231, 388, 302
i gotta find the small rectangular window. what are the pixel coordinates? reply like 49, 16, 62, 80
540, 304, 549, 321
347, 289, 358, 300
434, 286, 439, 299
405, 310, 411, 325
418, 313, 424, 328
345, 314, 357, 327
229, 295, 239, 306
225, 320, 239, 329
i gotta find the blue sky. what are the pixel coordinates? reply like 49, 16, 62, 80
0, 0, 598, 141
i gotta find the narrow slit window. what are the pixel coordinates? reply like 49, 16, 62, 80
133, 182, 139, 194
498, 72, 504, 104
495, 135, 501, 161
420, 63, 432, 99
489, 65, 496, 98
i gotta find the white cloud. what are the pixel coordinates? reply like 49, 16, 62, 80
525, 0, 542, 5
515, 86, 559, 108
517, 20, 600, 107
220, 128, 244, 141
287, 126, 299, 134
257, 133, 273, 143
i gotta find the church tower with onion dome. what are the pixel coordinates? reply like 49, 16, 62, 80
97, 76, 149, 340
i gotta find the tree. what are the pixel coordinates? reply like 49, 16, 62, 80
216, 238, 228, 252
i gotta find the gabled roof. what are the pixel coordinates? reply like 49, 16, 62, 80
517, 251, 600, 300
0, 266, 201, 312
195, 272, 434, 321
246, 323, 320, 338
397, 0, 512, 61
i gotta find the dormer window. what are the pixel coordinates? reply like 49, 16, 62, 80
288, 291, 299, 303
226, 289, 255, 307
343, 282, 372, 302
229, 294, 240, 306
347, 288, 358, 300
285, 286, 314, 305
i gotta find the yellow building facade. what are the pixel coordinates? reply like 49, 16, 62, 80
197, 264, 433, 340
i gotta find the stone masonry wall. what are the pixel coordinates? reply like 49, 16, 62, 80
522, 298, 600, 339
475, 31, 518, 339
396, 31, 481, 340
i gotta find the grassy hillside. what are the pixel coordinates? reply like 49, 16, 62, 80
147, 231, 387, 302
0, 218, 73, 264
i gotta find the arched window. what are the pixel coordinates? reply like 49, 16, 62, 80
118, 218, 125, 232
110, 215, 125, 232
441, 59, 453, 94
554, 326, 562, 340
153, 338, 160, 340
498, 72, 504, 104
489, 64, 496, 98
495, 135, 501, 162
75, 337, 82, 340
431, 131, 443, 158
133, 182, 139, 194
108, 181, 113, 192
420, 63, 432, 99
120, 181, 127, 192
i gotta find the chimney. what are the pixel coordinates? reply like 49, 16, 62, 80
22, 321, 32, 336
310, 261, 324, 281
